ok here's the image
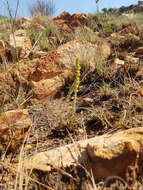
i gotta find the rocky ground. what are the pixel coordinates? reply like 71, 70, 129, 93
0, 4, 143, 190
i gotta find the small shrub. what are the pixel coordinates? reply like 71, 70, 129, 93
89, 108, 113, 128
119, 83, 132, 96
94, 57, 109, 78
88, 12, 143, 35
98, 82, 113, 98
74, 27, 100, 44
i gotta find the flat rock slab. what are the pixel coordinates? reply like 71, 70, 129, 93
24, 127, 143, 187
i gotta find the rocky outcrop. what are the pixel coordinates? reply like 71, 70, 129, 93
0, 109, 32, 151
53, 12, 89, 29
53, 12, 90, 41
0, 40, 110, 101
27, 40, 110, 99
110, 32, 141, 49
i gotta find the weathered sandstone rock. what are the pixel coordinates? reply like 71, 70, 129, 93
9, 29, 32, 59
24, 127, 143, 187
0, 109, 32, 151
53, 12, 89, 29
0, 40, 110, 101
30, 76, 65, 99
53, 12, 89, 41
0, 71, 16, 104
110, 32, 140, 48
14, 17, 31, 30
135, 47, 143, 58
30, 40, 110, 99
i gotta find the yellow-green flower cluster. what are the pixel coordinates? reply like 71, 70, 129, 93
60, 58, 81, 127
72, 58, 81, 115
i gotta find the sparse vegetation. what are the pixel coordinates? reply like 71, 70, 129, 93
60, 58, 81, 129
1, 1, 143, 190
94, 57, 109, 78
27, 14, 63, 51
0, 18, 11, 41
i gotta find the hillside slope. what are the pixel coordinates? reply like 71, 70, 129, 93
0, 4, 143, 190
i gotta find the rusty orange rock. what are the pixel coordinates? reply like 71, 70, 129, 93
0, 109, 33, 151
0, 40, 110, 101
24, 127, 143, 188
53, 12, 89, 30
30, 40, 110, 99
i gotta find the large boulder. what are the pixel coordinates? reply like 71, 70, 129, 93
24, 127, 143, 188
29, 40, 110, 99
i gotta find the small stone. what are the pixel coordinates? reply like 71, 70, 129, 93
136, 47, 143, 55
114, 58, 125, 65
77, 128, 84, 134
82, 97, 94, 106
125, 56, 139, 64
24, 144, 33, 151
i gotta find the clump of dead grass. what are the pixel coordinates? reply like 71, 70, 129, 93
27, 14, 64, 51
